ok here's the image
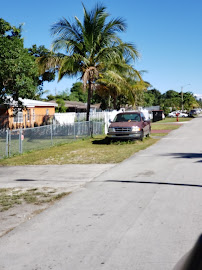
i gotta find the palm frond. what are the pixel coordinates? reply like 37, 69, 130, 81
58, 55, 81, 81
51, 17, 83, 45
36, 54, 63, 74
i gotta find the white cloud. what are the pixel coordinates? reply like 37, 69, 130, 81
194, 94, 202, 100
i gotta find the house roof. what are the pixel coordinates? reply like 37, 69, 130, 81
48, 100, 100, 109
2, 97, 57, 108
20, 98, 57, 107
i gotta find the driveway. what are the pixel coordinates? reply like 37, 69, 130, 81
0, 117, 202, 270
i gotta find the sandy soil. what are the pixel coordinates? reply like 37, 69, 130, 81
0, 187, 72, 238
0, 202, 51, 237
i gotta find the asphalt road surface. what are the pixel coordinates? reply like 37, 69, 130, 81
0, 117, 202, 270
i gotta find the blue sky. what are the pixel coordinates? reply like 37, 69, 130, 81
1, 0, 202, 97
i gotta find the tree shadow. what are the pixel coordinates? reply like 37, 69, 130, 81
162, 153, 202, 163
107, 179, 202, 188
15, 179, 37, 182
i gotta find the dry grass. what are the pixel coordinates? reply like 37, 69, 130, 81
0, 188, 70, 212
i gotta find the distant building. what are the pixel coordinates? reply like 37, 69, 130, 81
48, 100, 101, 113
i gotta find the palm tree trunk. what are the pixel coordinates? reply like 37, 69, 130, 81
86, 81, 92, 121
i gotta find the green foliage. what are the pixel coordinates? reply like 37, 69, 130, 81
143, 91, 155, 106
0, 19, 38, 103
69, 82, 87, 102
28, 44, 56, 92
143, 88, 199, 114
183, 92, 199, 110
46, 94, 55, 101
55, 90, 69, 100
56, 98, 66, 112
197, 98, 202, 108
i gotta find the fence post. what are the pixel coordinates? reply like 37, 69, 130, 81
50, 124, 53, 146
90, 121, 93, 138
5, 129, 9, 157
19, 128, 23, 154
9, 130, 11, 157
74, 122, 76, 140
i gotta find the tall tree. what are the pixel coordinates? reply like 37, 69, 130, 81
38, 3, 139, 120
96, 64, 148, 109
160, 90, 181, 110
28, 44, 56, 97
0, 19, 38, 105
69, 82, 87, 102
183, 92, 199, 110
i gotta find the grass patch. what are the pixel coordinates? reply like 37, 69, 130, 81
151, 123, 180, 130
155, 117, 193, 123
151, 133, 168, 137
0, 188, 70, 212
0, 136, 159, 165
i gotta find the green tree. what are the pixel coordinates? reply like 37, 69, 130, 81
183, 92, 199, 110
143, 89, 161, 107
69, 82, 87, 102
55, 90, 69, 100
160, 90, 181, 111
46, 94, 55, 101
95, 59, 147, 109
149, 89, 161, 105
38, 3, 139, 120
56, 98, 66, 112
197, 98, 202, 108
28, 44, 55, 96
0, 19, 38, 105
143, 91, 155, 107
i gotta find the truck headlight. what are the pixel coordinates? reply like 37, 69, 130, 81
131, 126, 140, 132
108, 127, 114, 132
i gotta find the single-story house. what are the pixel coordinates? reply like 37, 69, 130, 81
0, 98, 57, 129
49, 100, 101, 113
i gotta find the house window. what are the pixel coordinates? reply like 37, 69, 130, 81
33, 109, 35, 121
27, 109, 30, 121
13, 111, 23, 123
46, 109, 49, 115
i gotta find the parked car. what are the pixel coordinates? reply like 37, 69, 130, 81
168, 111, 177, 117
107, 111, 151, 141
177, 112, 188, 117
168, 111, 188, 117
189, 109, 199, 117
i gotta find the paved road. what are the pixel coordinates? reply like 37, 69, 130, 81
0, 164, 115, 192
1, 117, 202, 270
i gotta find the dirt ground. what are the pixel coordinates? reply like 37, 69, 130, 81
0, 187, 71, 238
0, 202, 50, 237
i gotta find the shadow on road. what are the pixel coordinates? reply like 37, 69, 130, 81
162, 153, 202, 163
15, 179, 37, 182
107, 180, 202, 188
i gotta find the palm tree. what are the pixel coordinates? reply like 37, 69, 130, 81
38, 3, 139, 120
96, 59, 149, 109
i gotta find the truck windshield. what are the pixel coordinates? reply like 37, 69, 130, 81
114, 113, 141, 122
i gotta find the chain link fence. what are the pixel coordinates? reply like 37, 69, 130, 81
0, 130, 8, 159
0, 121, 104, 158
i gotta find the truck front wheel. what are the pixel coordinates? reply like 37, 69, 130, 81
140, 130, 144, 141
